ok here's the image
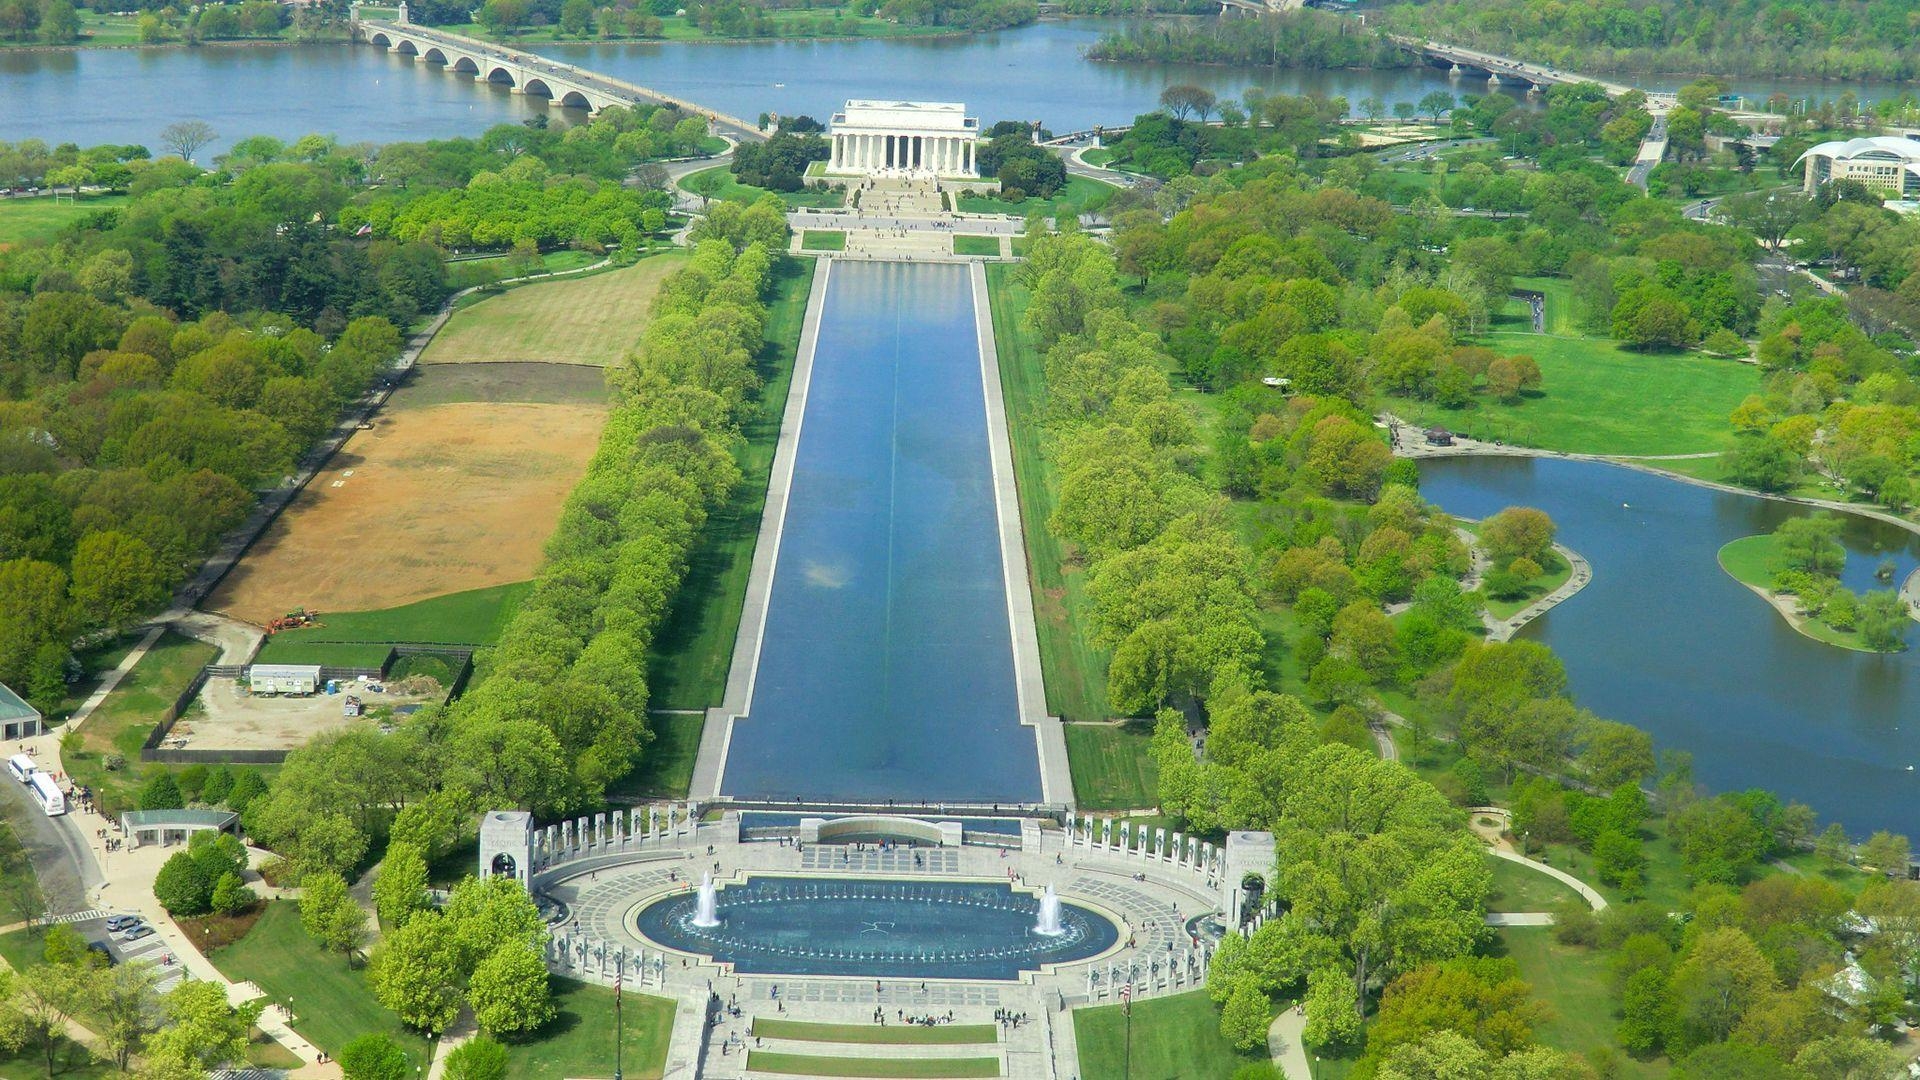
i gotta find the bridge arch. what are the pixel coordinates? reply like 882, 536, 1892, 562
483, 65, 516, 86
558, 90, 593, 110
368, 30, 392, 46
421, 46, 448, 64
450, 55, 479, 74
521, 77, 554, 99
393, 37, 419, 55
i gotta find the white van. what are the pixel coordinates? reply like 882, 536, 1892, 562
28, 772, 65, 817
6, 754, 34, 783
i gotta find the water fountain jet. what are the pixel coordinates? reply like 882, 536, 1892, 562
693, 872, 721, 928
1034, 885, 1065, 937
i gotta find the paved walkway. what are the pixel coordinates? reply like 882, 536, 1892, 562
1267, 1008, 1312, 1079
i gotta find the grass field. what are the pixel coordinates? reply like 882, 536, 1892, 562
502, 978, 675, 1080
1389, 334, 1759, 456
63, 631, 221, 818
422, 252, 685, 367
0, 193, 127, 247
1494, 927, 1670, 1079
986, 264, 1113, 723
749, 1020, 998, 1044
208, 901, 432, 1071
388, 361, 611, 410
646, 257, 817, 711
1074, 991, 1271, 1080
957, 177, 1115, 219
445, 249, 599, 290
683, 166, 846, 209
801, 229, 846, 251
1064, 723, 1159, 810
616, 712, 705, 799
954, 235, 1002, 257
1486, 853, 1584, 911
252, 581, 531, 666
747, 1052, 1001, 1077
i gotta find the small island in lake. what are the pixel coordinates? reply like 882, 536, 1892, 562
1717, 515, 1910, 654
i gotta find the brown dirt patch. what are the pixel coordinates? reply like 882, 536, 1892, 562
205, 401, 605, 624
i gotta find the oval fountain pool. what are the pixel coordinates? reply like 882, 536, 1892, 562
633, 876, 1120, 980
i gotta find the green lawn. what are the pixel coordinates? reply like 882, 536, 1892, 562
1486, 853, 1584, 912
1505, 275, 1580, 335
747, 1052, 1000, 1077
750, 1020, 998, 1044
0, 1035, 114, 1078
1073, 991, 1271, 1080
207, 901, 432, 1071
0, 193, 128, 247
986, 264, 1112, 722
953, 235, 1002, 257
801, 229, 846, 251
1064, 723, 1160, 811
502, 978, 675, 1080
64, 630, 221, 818
1389, 334, 1759, 456
251, 582, 532, 666
615, 712, 704, 800
957, 176, 1115, 219
1494, 927, 1669, 1079
446, 249, 600, 291
683, 166, 845, 209
646, 256, 817, 711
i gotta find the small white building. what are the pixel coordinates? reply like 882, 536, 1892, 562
248, 663, 322, 696
826, 100, 980, 179
0, 681, 40, 741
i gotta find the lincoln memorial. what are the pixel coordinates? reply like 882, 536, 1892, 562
826, 100, 980, 179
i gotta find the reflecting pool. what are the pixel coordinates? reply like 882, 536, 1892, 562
633, 876, 1119, 979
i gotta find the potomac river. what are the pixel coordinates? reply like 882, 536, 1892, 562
2, 18, 1901, 159
1421, 455, 1920, 839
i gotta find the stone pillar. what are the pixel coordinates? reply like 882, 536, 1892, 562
479, 811, 534, 887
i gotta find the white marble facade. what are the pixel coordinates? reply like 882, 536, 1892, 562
826, 99, 979, 178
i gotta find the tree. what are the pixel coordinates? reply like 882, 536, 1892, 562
41, 924, 94, 968
1362, 957, 1543, 1067
37, 0, 77, 42
14, 963, 88, 1078
1861, 830, 1911, 876
69, 529, 167, 629
153, 851, 214, 916
144, 978, 259, 1076
373, 842, 431, 930
1775, 515, 1845, 577
140, 772, 184, 811
444, 1036, 510, 1080
87, 963, 162, 1069
1418, 90, 1455, 122
468, 942, 555, 1038
1479, 507, 1555, 566
339, 1033, 410, 1080
1666, 927, 1778, 1051
1218, 976, 1271, 1050
1725, 435, 1801, 493
211, 872, 256, 916
1160, 84, 1217, 122
1580, 720, 1656, 788
1816, 822, 1853, 868
1617, 966, 1671, 1054
558, 0, 591, 34
369, 912, 463, 1034
299, 870, 367, 956
159, 120, 218, 163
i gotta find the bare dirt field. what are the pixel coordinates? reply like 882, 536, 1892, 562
176, 676, 443, 752
418, 252, 687, 368
204, 397, 606, 625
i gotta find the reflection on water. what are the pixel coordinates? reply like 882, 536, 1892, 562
1420, 456, 1920, 838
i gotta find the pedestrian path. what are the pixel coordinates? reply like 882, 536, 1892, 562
1268, 1008, 1312, 1079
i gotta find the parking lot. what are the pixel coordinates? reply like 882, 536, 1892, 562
64, 912, 188, 995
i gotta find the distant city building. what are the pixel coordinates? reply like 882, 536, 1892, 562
826, 100, 980, 179
0, 682, 40, 742
1795, 135, 1920, 197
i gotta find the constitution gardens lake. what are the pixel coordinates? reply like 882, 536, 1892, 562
1420, 455, 1920, 839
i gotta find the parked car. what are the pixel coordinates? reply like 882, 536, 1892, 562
121, 924, 154, 941
103, 914, 138, 932
85, 941, 117, 966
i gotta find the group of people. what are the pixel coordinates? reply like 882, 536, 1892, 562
995, 1008, 1030, 1029
877, 1008, 958, 1026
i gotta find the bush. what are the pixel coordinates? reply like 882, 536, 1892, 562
338, 1033, 410, 1080
154, 851, 213, 916
443, 1036, 509, 1080
211, 871, 257, 915
1483, 569, 1528, 600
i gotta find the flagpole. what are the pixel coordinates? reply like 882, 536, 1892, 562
614, 962, 624, 1080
